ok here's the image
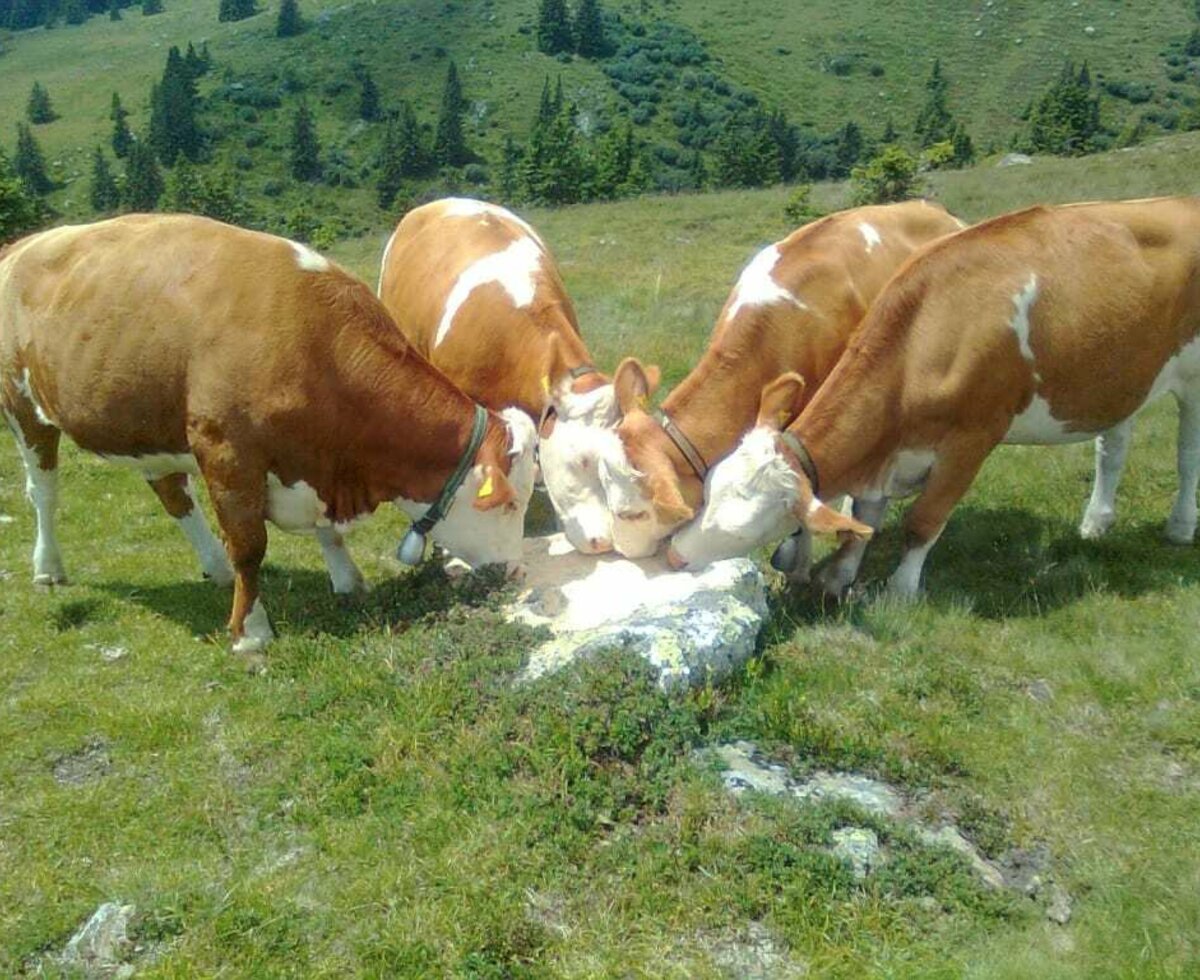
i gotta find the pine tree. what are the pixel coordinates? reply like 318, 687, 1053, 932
111, 93, 134, 158
394, 102, 429, 176
573, 0, 607, 58
142, 0, 164, 13
89, 146, 120, 212
27, 82, 57, 124
833, 120, 865, 177
0, 147, 45, 245
592, 120, 635, 198
217, 0, 255, 22
1025, 61, 1102, 155
183, 41, 206, 79
358, 67, 381, 122
713, 112, 780, 188
951, 122, 975, 166
108, 0, 120, 20
434, 61, 470, 166
850, 145, 919, 206
767, 108, 800, 181
148, 46, 202, 165
276, 0, 302, 37
124, 137, 163, 210
65, 0, 89, 24
914, 60, 954, 147
289, 102, 321, 181
377, 116, 405, 209
1185, 28, 1200, 58
686, 149, 707, 191
881, 118, 898, 144
498, 134, 522, 201
14, 123, 53, 195
536, 0, 572, 55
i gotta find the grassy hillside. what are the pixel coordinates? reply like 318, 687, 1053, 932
1, 0, 1198, 233
3, 134, 1200, 976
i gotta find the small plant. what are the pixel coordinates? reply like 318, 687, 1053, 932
850, 145, 920, 206
782, 183, 821, 225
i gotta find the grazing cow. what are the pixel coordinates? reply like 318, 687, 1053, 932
601, 200, 965, 562
668, 197, 1200, 598
377, 197, 621, 554
0, 214, 536, 651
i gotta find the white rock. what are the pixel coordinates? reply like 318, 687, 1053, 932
61, 902, 136, 975
832, 827, 881, 879
918, 826, 1007, 890
793, 771, 904, 818
508, 534, 767, 690
997, 152, 1033, 167
1046, 882, 1073, 924
714, 742, 792, 795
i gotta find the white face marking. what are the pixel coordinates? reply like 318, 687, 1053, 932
726, 244, 808, 321
434, 237, 543, 348
1009, 273, 1040, 368
377, 226, 400, 297
290, 240, 331, 272
232, 598, 274, 653
670, 427, 800, 568
858, 222, 883, 253
551, 379, 617, 427
540, 420, 616, 553
103, 452, 200, 480
266, 475, 333, 531
597, 440, 683, 559
397, 408, 537, 568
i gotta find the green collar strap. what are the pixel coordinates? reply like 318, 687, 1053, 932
397, 404, 490, 565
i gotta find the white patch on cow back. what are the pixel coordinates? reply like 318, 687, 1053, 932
726, 245, 808, 322
104, 452, 200, 480
290, 240, 330, 272
434, 237, 542, 348
1009, 273, 1040, 368
858, 222, 883, 253
266, 474, 333, 531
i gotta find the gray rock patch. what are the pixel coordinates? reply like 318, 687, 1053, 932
831, 827, 881, 879
508, 534, 768, 690
60, 902, 136, 978
697, 920, 808, 979
53, 737, 111, 786
997, 152, 1033, 167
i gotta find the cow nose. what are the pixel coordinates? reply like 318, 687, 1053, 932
587, 536, 613, 554
665, 546, 688, 571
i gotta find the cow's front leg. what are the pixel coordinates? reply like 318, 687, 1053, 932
814, 495, 888, 598
1079, 418, 1133, 540
315, 525, 366, 595
147, 473, 235, 585
1166, 394, 1200, 544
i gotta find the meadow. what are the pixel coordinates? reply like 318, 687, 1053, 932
3, 139, 1200, 975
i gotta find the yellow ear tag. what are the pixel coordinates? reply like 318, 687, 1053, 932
777, 410, 791, 429
635, 394, 648, 411
540, 375, 551, 396
477, 474, 495, 499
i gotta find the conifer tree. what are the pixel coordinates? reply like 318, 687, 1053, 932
713, 111, 780, 188
881, 118, 898, 144
592, 120, 635, 199
833, 120, 865, 177
498, 134, 522, 201
951, 122, 975, 166
914, 59, 953, 147
289, 101, 321, 181
27, 82, 57, 124
536, 0, 572, 55
687, 149, 708, 191
183, 41, 207, 79
395, 102, 429, 176
358, 67, 381, 122
14, 123, 53, 195
1185, 28, 1200, 58
767, 108, 800, 181
65, 0, 88, 24
89, 146, 120, 211
1025, 61, 1101, 155
573, 0, 607, 58
276, 0, 302, 37
142, 0, 163, 14
217, 0, 255, 22
377, 115, 405, 209
108, 0, 120, 20
124, 137, 164, 210
434, 61, 470, 166
522, 98, 586, 204
0, 147, 45, 244
149, 46, 202, 165
111, 93, 134, 158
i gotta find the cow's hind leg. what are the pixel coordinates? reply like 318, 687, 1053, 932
1166, 393, 1200, 544
146, 472, 235, 585
5, 410, 67, 585
1079, 418, 1133, 540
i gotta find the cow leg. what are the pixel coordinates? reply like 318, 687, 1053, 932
194, 449, 273, 653
1079, 417, 1133, 540
887, 443, 992, 599
146, 473, 235, 585
315, 525, 366, 595
813, 495, 889, 598
1166, 394, 1200, 544
5, 410, 67, 586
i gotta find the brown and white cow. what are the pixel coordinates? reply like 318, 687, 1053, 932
0, 214, 536, 651
668, 197, 1200, 597
377, 197, 622, 554
600, 200, 966, 564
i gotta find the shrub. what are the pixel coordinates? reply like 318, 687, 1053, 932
850, 145, 919, 206
783, 184, 821, 225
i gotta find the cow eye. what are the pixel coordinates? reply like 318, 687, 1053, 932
618, 510, 650, 522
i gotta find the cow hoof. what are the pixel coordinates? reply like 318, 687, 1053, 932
203, 568, 236, 588
1078, 511, 1114, 540
1164, 522, 1196, 546
33, 572, 68, 588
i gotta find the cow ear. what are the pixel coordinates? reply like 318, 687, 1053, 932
473, 464, 517, 512
614, 357, 661, 417
649, 470, 695, 526
794, 496, 872, 540
756, 372, 807, 431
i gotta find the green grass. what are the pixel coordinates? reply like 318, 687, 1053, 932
1, 0, 1198, 229
4, 127, 1200, 976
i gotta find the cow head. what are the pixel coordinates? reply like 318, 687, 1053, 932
667, 373, 871, 569
534, 335, 620, 554
598, 357, 696, 558
420, 407, 538, 569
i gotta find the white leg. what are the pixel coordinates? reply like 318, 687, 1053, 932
232, 597, 274, 653
1079, 418, 1133, 540
175, 478, 235, 585
886, 527, 943, 600
316, 525, 365, 594
1166, 395, 1200, 544
816, 496, 888, 598
13, 435, 67, 585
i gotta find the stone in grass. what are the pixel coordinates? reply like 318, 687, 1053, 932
507, 534, 767, 691
831, 827, 881, 879
60, 902, 136, 978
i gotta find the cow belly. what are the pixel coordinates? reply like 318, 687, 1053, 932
267, 474, 332, 532
1002, 394, 1091, 445
103, 452, 201, 479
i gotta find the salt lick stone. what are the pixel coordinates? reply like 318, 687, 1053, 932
507, 534, 768, 690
